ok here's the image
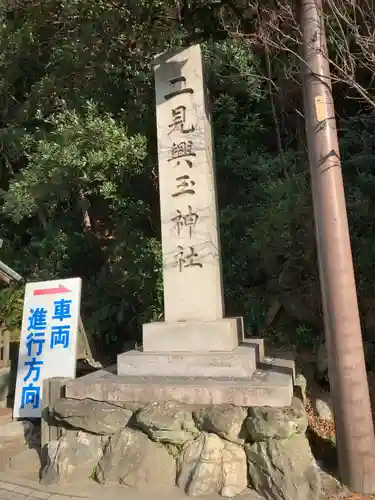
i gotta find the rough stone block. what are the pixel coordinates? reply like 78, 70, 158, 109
65, 369, 293, 407
246, 397, 307, 440
246, 434, 321, 500
194, 405, 247, 444
96, 428, 176, 487
41, 430, 107, 485
52, 398, 133, 435
135, 401, 199, 445
117, 345, 257, 378
142, 317, 242, 352
178, 433, 223, 496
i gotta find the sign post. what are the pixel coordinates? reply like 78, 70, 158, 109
13, 278, 82, 418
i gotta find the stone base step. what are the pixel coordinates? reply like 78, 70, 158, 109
117, 345, 257, 378
261, 354, 295, 382
142, 317, 242, 352
241, 338, 265, 363
65, 367, 293, 407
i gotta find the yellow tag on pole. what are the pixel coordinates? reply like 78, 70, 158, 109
315, 95, 325, 122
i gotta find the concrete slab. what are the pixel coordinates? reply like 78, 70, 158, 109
117, 345, 257, 378
7, 447, 41, 477
0, 421, 33, 440
65, 368, 293, 407
142, 317, 242, 352
0, 439, 28, 472
261, 355, 295, 382
0, 473, 267, 500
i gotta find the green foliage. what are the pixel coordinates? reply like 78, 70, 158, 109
340, 113, 375, 293
295, 324, 321, 350
4, 102, 148, 223
0, 284, 24, 331
0, 86, 163, 352
246, 299, 268, 336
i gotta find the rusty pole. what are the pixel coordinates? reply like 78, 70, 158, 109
299, 0, 375, 493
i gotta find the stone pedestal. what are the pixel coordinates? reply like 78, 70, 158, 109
117, 317, 250, 381
113, 44, 294, 407
115, 46, 256, 389
142, 317, 242, 352
66, 367, 293, 408
117, 345, 257, 378
72, 349, 294, 408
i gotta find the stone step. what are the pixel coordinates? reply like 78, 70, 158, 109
240, 338, 265, 363
65, 368, 293, 407
117, 345, 257, 378
261, 355, 295, 382
241, 339, 295, 380
143, 317, 242, 352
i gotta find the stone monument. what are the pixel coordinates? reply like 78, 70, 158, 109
119, 44, 246, 369
141, 44, 241, 353
66, 44, 294, 407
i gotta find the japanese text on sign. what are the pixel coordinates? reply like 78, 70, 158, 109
164, 73, 203, 271
14, 278, 81, 418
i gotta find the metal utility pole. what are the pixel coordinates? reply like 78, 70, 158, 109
299, 0, 375, 493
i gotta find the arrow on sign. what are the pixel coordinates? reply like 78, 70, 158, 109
33, 284, 71, 296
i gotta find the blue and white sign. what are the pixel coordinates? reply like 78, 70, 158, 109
13, 278, 82, 418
